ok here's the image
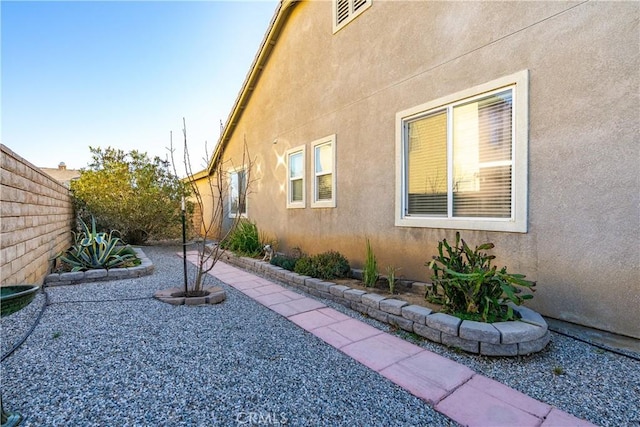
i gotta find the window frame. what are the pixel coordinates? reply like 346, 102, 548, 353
286, 145, 306, 209
395, 70, 529, 233
228, 167, 248, 219
332, 0, 372, 33
311, 135, 337, 208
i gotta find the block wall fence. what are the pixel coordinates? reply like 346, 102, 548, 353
1, 144, 74, 285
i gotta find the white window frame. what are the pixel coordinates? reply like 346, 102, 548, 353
312, 135, 337, 208
286, 145, 306, 209
332, 0, 372, 33
395, 70, 529, 233
228, 167, 248, 219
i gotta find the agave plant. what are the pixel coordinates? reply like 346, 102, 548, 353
58, 216, 139, 272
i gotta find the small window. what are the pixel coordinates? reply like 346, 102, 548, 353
333, 0, 371, 33
229, 168, 247, 218
312, 135, 336, 208
286, 146, 305, 209
396, 70, 529, 232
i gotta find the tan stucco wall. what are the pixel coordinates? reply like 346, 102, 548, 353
210, 1, 640, 338
190, 174, 223, 238
1, 144, 74, 285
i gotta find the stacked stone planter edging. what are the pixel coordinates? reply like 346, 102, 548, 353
44, 248, 153, 286
223, 254, 550, 356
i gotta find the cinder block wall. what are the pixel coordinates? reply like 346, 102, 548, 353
1, 144, 74, 285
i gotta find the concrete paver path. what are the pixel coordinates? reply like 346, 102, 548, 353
190, 254, 595, 427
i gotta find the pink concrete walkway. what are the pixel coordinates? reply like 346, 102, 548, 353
188, 254, 594, 427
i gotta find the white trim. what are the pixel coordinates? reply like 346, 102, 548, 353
332, 0, 372, 34
311, 135, 337, 208
228, 167, 248, 219
395, 70, 529, 233
286, 145, 306, 209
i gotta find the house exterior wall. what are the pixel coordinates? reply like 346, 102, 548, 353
210, 1, 639, 338
1, 144, 74, 285
189, 173, 228, 238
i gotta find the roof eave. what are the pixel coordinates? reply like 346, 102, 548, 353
194, 0, 298, 178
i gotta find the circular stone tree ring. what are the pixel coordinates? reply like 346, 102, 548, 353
154, 286, 226, 306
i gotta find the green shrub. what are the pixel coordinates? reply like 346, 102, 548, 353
426, 232, 535, 322
221, 220, 262, 257
363, 238, 378, 287
293, 256, 316, 277
71, 147, 189, 245
271, 254, 298, 271
270, 247, 302, 271
57, 216, 139, 272
386, 266, 400, 294
293, 250, 351, 280
314, 251, 351, 279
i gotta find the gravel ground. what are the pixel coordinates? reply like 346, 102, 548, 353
2, 245, 639, 427
1, 245, 456, 427
278, 278, 640, 427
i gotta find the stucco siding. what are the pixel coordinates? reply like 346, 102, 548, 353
207, 1, 639, 338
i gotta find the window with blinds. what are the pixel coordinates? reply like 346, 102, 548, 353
452, 89, 513, 218
396, 71, 529, 232
407, 110, 448, 216
286, 147, 305, 209
312, 135, 337, 208
333, 0, 372, 33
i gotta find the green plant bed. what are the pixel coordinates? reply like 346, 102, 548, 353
449, 310, 510, 324
225, 252, 551, 356
270, 255, 298, 271
220, 220, 262, 257
427, 232, 535, 323
293, 251, 350, 280
363, 238, 378, 288
45, 248, 153, 285
56, 216, 139, 272
53, 252, 140, 273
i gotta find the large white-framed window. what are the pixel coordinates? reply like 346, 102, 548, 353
229, 167, 247, 218
312, 135, 336, 208
286, 146, 305, 209
333, 0, 372, 33
395, 70, 529, 232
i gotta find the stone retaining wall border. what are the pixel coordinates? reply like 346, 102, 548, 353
44, 248, 153, 286
223, 253, 550, 356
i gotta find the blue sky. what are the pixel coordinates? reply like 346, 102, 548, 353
1, 0, 278, 175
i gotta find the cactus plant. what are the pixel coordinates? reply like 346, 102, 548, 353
426, 232, 535, 322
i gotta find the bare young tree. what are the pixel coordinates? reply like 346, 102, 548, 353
169, 118, 256, 295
